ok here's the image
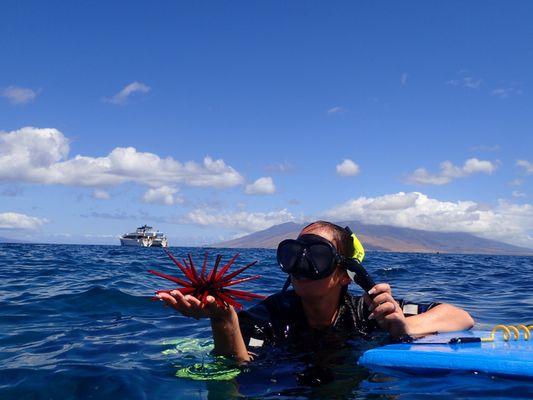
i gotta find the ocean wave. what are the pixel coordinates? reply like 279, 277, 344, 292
1, 244, 532, 399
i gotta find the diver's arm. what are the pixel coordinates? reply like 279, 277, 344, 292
404, 303, 474, 335
364, 283, 474, 337
211, 309, 250, 362
157, 291, 250, 362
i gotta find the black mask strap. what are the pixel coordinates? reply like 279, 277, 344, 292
281, 275, 291, 292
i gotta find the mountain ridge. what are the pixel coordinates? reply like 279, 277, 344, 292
211, 221, 533, 256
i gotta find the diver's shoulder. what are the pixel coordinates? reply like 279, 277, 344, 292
238, 290, 299, 325
240, 290, 297, 313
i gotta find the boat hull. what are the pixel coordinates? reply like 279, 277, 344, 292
120, 237, 152, 247
151, 238, 168, 248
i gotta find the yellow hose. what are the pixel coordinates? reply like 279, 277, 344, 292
514, 325, 531, 340
481, 324, 532, 342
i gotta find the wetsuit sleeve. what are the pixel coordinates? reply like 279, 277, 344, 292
395, 299, 441, 317
355, 295, 440, 329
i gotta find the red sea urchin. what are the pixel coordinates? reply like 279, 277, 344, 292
149, 250, 266, 309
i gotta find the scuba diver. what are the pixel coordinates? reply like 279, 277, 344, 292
157, 220, 474, 363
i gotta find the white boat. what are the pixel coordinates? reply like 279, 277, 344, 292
152, 232, 169, 248
119, 225, 168, 247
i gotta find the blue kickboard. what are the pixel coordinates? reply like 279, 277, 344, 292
359, 330, 533, 378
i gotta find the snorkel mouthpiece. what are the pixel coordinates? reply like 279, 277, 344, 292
346, 260, 375, 292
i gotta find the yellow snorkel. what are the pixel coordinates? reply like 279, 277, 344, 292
344, 226, 375, 293
351, 231, 365, 264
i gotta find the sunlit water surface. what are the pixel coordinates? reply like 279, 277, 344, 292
1, 244, 532, 399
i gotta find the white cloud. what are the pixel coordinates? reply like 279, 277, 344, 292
1, 86, 38, 105
512, 191, 526, 198
461, 158, 497, 174
0, 212, 48, 230
0, 127, 244, 189
491, 86, 522, 99
245, 177, 276, 195
407, 158, 498, 185
516, 160, 533, 175
92, 189, 110, 200
336, 159, 360, 177
104, 81, 151, 105
142, 185, 183, 205
324, 191, 533, 248
510, 179, 523, 187
400, 73, 408, 86
446, 75, 482, 89
326, 106, 345, 115
182, 208, 294, 232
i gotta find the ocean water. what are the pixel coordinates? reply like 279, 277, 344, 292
1, 243, 532, 399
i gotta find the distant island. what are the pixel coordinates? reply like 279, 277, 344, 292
211, 221, 533, 256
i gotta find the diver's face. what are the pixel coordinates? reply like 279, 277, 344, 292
291, 228, 350, 300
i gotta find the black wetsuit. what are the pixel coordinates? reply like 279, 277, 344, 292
238, 289, 440, 352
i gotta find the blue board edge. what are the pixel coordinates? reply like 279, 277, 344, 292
359, 330, 533, 378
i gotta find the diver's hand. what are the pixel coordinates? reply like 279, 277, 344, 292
363, 283, 408, 337
157, 291, 234, 322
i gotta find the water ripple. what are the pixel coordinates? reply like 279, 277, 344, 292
1, 243, 532, 399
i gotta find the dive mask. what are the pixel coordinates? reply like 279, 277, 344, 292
276, 227, 375, 292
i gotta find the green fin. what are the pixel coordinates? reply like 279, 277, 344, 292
175, 360, 241, 381
162, 338, 241, 381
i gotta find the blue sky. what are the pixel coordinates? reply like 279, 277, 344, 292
1, 1, 532, 248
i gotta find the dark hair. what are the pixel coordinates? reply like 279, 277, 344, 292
300, 220, 354, 258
